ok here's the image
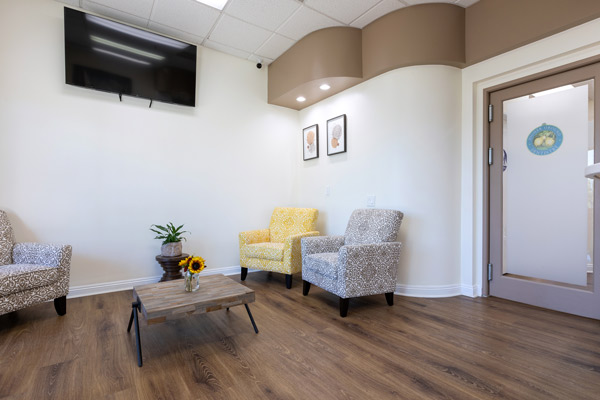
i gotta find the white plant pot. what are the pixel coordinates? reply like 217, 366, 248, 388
161, 241, 182, 257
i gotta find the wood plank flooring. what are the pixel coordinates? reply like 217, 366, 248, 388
1, 271, 599, 399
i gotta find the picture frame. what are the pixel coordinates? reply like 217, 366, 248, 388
303, 124, 319, 161
327, 114, 346, 155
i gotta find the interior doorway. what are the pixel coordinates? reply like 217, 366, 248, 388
487, 62, 600, 319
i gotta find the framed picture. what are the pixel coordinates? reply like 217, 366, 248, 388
303, 124, 319, 160
327, 114, 346, 155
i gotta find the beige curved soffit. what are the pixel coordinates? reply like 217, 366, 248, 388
268, 27, 363, 111
362, 4, 465, 79
268, 1, 600, 111
267, 4, 465, 110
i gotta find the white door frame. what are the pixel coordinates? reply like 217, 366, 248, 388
459, 20, 600, 298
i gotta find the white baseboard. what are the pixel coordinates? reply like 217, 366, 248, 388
69, 268, 479, 300
460, 284, 481, 298
395, 283, 463, 298
68, 265, 243, 299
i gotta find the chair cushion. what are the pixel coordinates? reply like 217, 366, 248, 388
269, 207, 318, 243
241, 242, 285, 261
304, 252, 338, 280
0, 263, 62, 296
344, 209, 403, 245
0, 211, 14, 266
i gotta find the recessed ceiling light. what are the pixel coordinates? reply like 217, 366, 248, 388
296, 96, 306, 102
194, 0, 228, 11
319, 84, 331, 91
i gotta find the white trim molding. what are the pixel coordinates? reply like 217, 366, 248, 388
395, 283, 463, 298
460, 284, 480, 298
68, 265, 243, 299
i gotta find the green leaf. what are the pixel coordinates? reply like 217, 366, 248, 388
152, 224, 168, 232
151, 221, 188, 242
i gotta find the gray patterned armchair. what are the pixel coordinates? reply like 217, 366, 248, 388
301, 209, 403, 317
0, 210, 72, 316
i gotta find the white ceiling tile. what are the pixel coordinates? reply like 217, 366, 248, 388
304, 0, 380, 24
80, 1, 150, 28
151, 0, 221, 38
350, 0, 406, 28
276, 6, 343, 41
64, 0, 482, 64
454, 0, 480, 7
402, 0, 453, 5
255, 34, 295, 60
83, 0, 154, 18
147, 21, 205, 45
204, 39, 252, 59
209, 15, 272, 53
57, 0, 81, 8
225, 0, 301, 31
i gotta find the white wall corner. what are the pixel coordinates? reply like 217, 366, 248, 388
395, 283, 463, 298
68, 265, 244, 298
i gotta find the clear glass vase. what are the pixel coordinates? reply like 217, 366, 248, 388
184, 271, 200, 292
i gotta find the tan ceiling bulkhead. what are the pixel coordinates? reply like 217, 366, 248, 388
269, 0, 600, 111
268, 27, 363, 111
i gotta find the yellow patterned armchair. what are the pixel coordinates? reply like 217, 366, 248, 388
239, 207, 319, 288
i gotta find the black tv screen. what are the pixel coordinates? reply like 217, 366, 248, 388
64, 8, 197, 107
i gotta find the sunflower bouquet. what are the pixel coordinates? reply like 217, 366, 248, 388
179, 255, 206, 292
179, 255, 206, 274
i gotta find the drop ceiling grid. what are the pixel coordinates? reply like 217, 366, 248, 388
274, 6, 343, 41
224, 0, 301, 32
209, 14, 272, 53
83, 0, 154, 18
80, 0, 152, 28
150, 0, 221, 38
303, 0, 382, 25
56, 0, 480, 65
255, 34, 295, 61
350, 0, 407, 29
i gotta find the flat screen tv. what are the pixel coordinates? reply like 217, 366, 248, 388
64, 7, 197, 107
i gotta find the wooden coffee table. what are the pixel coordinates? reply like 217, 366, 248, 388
127, 274, 258, 367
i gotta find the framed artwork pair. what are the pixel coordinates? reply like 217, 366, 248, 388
302, 114, 346, 161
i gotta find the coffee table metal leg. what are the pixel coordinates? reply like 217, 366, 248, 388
127, 308, 134, 332
244, 304, 259, 334
131, 301, 143, 367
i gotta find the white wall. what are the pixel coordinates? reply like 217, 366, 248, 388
461, 18, 600, 295
296, 66, 463, 295
0, 0, 298, 287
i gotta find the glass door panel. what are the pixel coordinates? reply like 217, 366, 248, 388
502, 80, 594, 287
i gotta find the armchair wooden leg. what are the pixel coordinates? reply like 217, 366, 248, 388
54, 296, 67, 316
285, 274, 292, 289
385, 292, 394, 306
241, 267, 248, 281
302, 280, 311, 296
339, 298, 349, 318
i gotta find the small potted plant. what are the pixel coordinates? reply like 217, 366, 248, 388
150, 222, 188, 257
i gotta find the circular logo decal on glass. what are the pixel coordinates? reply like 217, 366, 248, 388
526, 123, 563, 156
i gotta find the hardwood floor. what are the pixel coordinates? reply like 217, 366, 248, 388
1, 271, 599, 399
